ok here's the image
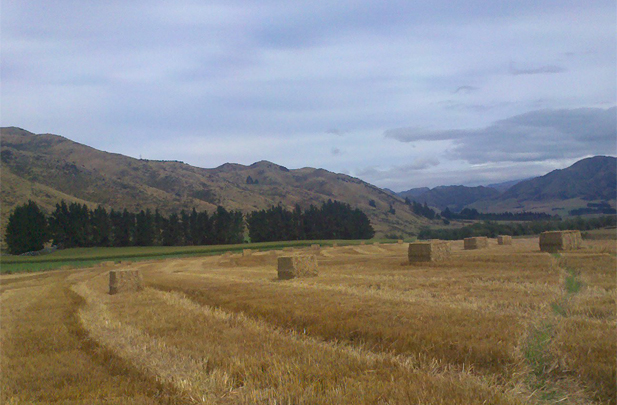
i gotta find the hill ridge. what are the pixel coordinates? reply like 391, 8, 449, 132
1, 127, 427, 239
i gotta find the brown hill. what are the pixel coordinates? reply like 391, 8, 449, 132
1, 127, 427, 240
399, 185, 500, 211
468, 156, 617, 215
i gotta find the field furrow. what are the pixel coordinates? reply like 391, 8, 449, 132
0, 272, 183, 404
146, 268, 528, 378
77, 274, 524, 405
2, 237, 614, 404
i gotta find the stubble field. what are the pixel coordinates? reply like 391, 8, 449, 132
1, 238, 615, 404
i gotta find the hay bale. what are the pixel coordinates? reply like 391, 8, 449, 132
539, 230, 583, 252
332, 242, 338, 248
311, 244, 320, 251
464, 237, 489, 250
497, 235, 512, 245
373, 241, 380, 245
408, 240, 451, 263
242, 249, 252, 257
283, 247, 294, 252
109, 269, 143, 295
397, 239, 404, 244
277, 255, 318, 280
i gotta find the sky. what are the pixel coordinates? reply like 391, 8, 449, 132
2, 0, 616, 191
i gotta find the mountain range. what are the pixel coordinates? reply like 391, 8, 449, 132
397, 156, 616, 215
2, 127, 615, 243
0, 127, 425, 240
398, 185, 500, 212
467, 156, 616, 214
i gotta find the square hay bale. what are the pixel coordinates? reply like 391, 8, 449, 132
311, 244, 320, 251
408, 240, 451, 263
277, 255, 318, 280
497, 235, 512, 245
360, 241, 366, 245
398, 239, 404, 244
464, 237, 489, 250
332, 242, 338, 248
539, 230, 583, 252
109, 269, 143, 295
283, 247, 294, 252
242, 249, 252, 257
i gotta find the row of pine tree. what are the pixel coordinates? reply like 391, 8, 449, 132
246, 201, 374, 242
5, 199, 374, 255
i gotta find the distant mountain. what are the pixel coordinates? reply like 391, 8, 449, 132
398, 187, 430, 199
499, 156, 616, 201
0, 127, 428, 240
469, 156, 616, 214
382, 188, 399, 196
398, 185, 500, 212
486, 178, 527, 193
397, 156, 616, 215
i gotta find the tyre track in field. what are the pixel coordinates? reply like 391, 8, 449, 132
1, 269, 188, 404
89, 285, 524, 405
146, 269, 526, 380
520, 254, 596, 405
153, 268, 547, 317
72, 281, 228, 404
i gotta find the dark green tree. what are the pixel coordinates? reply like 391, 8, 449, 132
48, 201, 71, 247
180, 210, 191, 245
161, 213, 183, 246
5, 200, 49, 255
91, 206, 111, 247
135, 209, 154, 246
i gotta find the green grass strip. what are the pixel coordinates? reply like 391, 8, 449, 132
0, 239, 405, 274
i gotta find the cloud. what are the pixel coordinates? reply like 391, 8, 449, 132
2, 1, 615, 192
385, 107, 617, 164
405, 157, 440, 171
509, 61, 566, 75
361, 159, 578, 191
326, 128, 345, 136
358, 157, 439, 177
384, 127, 464, 142
331, 147, 342, 156
437, 100, 512, 112
453, 85, 478, 94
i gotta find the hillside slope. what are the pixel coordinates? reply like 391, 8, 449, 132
498, 156, 616, 202
399, 185, 500, 211
469, 156, 616, 214
1, 127, 427, 238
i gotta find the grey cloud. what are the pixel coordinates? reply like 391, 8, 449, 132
438, 100, 511, 113
3, 0, 616, 191
384, 127, 465, 142
331, 147, 342, 155
353, 158, 440, 189
406, 157, 440, 170
453, 85, 478, 94
360, 160, 573, 191
509, 61, 566, 75
326, 128, 345, 136
386, 107, 617, 164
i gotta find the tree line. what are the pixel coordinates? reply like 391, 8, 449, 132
418, 215, 616, 240
404, 199, 554, 222
5, 199, 374, 255
246, 200, 374, 243
440, 207, 554, 221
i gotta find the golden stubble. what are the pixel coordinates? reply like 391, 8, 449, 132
1, 237, 615, 404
